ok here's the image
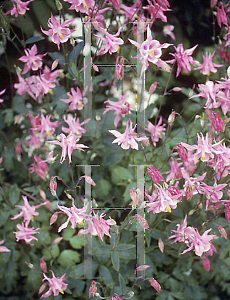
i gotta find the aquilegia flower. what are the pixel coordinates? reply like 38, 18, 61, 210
61, 87, 88, 111
5, 0, 33, 17
195, 51, 223, 75
109, 119, 148, 150
18, 44, 47, 74
11, 195, 45, 225
46, 133, 88, 164
128, 25, 171, 77
41, 13, 74, 50
40, 270, 68, 298
15, 222, 40, 245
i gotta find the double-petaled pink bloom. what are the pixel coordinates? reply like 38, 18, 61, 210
40, 270, 68, 298
5, 0, 33, 17
61, 87, 88, 111
15, 223, 40, 245
129, 25, 171, 77
41, 13, 74, 50
18, 44, 47, 74
109, 119, 148, 150
46, 133, 88, 164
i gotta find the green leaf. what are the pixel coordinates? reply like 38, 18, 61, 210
42, 244, 60, 260
111, 250, 120, 271
117, 249, 136, 259
68, 63, 78, 79
116, 244, 135, 251
112, 166, 134, 181
25, 36, 45, 44
49, 52, 65, 65
9, 184, 20, 206
119, 273, 126, 294
93, 245, 112, 256
69, 235, 84, 249
3, 109, 13, 127
58, 250, 81, 267
62, 226, 75, 241
69, 42, 84, 63
99, 265, 114, 288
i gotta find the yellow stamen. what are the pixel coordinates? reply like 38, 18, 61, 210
149, 49, 155, 56
166, 204, 171, 213
47, 131, 50, 136
59, 289, 64, 294
59, 33, 64, 39
84, 16, 87, 22
48, 89, 53, 94
83, 1, 88, 9
33, 61, 38, 67
31, 216, 34, 221
78, 220, 84, 225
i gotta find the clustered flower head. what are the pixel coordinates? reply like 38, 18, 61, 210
40, 270, 68, 298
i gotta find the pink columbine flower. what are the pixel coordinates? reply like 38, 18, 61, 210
57, 200, 87, 232
31, 113, 60, 137
109, 119, 148, 150
11, 195, 45, 225
46, 133, 88, 164
192, 80, 220, 109
168, 43, 199, 77
103, 93, 130, 128
94, 27, 124, 56
129, 25, 171, 77
163, 25, 175, 40
0, 240, 10, 252
146, 183, 181, 214
143, 0, 171, 24
181, 133, 223, 162
29, 155, 48, 180
115, 56, 125, 80
0, 89, 6, 103
40, 270, 68, 298
41, 13, 74, 50
165, 157, 183, 182
120, 0, 141, 23
61, 87, 88, 111
15, 222, 40, 245
147, 166, 164, 184
18, 44, 47, 74
62, 115, 90, 136
145, 116, 166, 147
78, 211, 116, 241
175, 143, 188, 162
5, 0, 33, 17
64, 0, 95, 14
216, 4, 228, 27
195, 51, 223, 75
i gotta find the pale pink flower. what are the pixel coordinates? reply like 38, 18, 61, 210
62, 115, 90, 136
163, 25, 175, 40
57, 200, 87, 232
78, 211, 116, 241
145, 116, 166, 147
109, 119, 148, 150
216, 4, 228, 27
168, 44, 199, 77
18, 44, 47, 74
94, 27, 124, 56
64, 0, 95, 14
175, 143, 188, 162
0, 240, 10, 252
195, 51, 223, 75
169, 215, 194, 244
40, 270, 68, 298
46, 133, 88, 164
143, 0, 171, 24
120, 0, 141, 23
41, 13, 74, 50
115, 56, 124, 80
11, 195, 45, 225
181, 133, 223, 162
146, 166, 164, 184
111, 0, 120, 10
103, 94, 130, 128
5, 0, 33, 17
208, 110, 225, 133
199, 180, 226, 209
0, 89, 6, 103
165, 157, 183, 182
129, 25, 171, 77
29, 155, 48, 180
15, 222, 40, 245
61, 87, 88, 111
146, 183, 181, 214
32, 113, 60, 137
181, 168, 206, 200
